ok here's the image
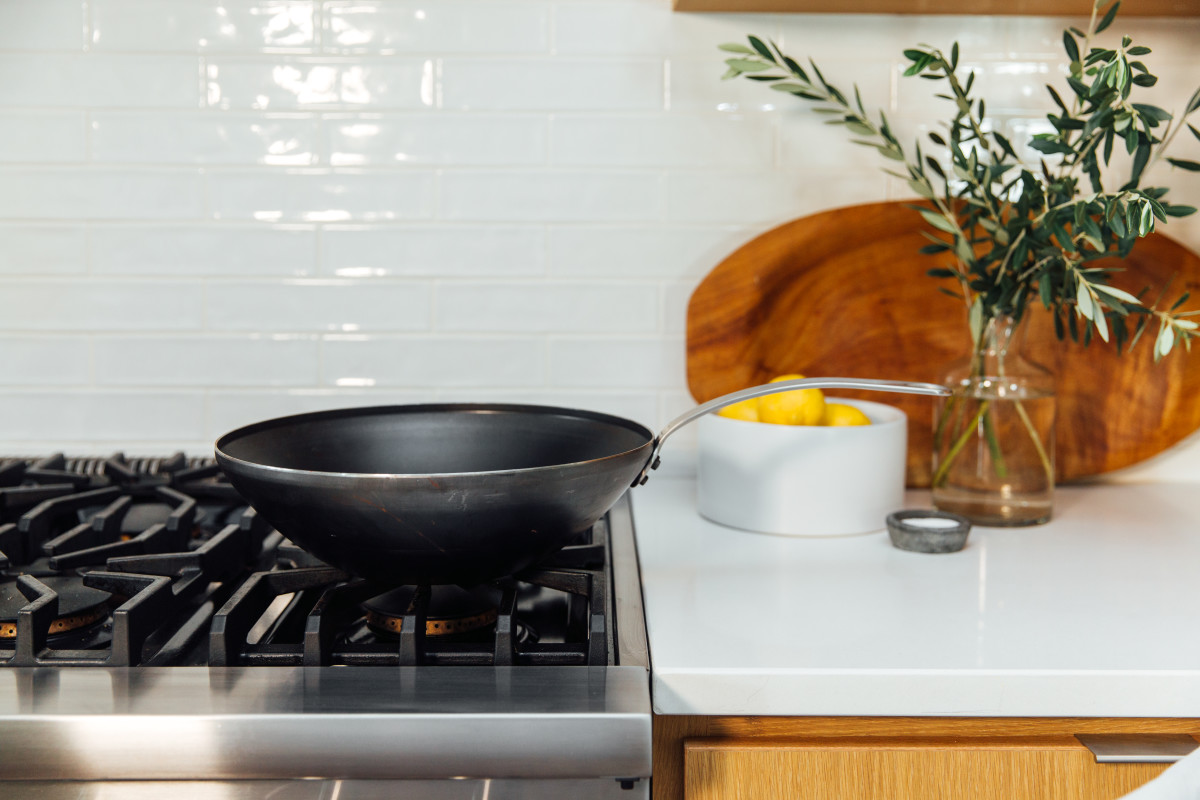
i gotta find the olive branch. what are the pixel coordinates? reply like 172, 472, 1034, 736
720, 0, 1200, 362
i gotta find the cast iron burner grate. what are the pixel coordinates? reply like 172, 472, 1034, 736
0, 453, 618, 669
210, 522, 614, 668
0, 453, 273, 667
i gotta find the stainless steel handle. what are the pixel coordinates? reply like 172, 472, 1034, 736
634, 377, 951, 486
1076, 734, 1200, 764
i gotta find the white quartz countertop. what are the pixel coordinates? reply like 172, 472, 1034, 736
631, 477, 1200, 718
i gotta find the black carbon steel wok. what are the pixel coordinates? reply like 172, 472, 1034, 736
215, 378, 948, 585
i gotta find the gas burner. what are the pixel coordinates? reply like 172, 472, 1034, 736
0, 576, 112, 639
362, 585, 499, 638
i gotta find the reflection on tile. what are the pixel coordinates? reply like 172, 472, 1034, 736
0, 112, 86, 163
0, 0, 86, 51
779, 111, 878, 168
206, 58, 433, 109
547, 225, 752, 280
206, 388, 434, 438
0, 391, 207, 441
440, 171, 663, 222
0, 168, 204, 220
667, 169, 887, 224
92, 112, 317, 165
442, 59, 663, 111
0, 225, 86, 274
436, 282, 658, 333
207, 170, 435, 222
662, 281, 694, 335
92, 0, 314, 51
433, 388, 659, 429
778, 14, 1009, 63
667, 57, 786, 114
326, 113, 545, 166
0, 280, 204, 330
551, 114, 772, 167
555, 2, 739, 56
206, 280, 431, 331
550, 337, 685, 388
325, 1, 547, 54
0, 337, 89, 385
94, 335, 319, 386
322, 335, 544, 386
0, 55, 200, 108
321, 225, 543, 277
91, 224, 316, 276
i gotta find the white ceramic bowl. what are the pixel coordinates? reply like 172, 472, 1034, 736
696, 397, 907, 537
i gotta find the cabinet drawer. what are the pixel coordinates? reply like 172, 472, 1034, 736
684, 737, 1174, 800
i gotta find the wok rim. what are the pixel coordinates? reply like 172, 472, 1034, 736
213, 402, 656, 480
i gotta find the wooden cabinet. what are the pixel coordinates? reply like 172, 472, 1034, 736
685, 738, 1165, 799
654, 716, 1200, 800
672, 0, 1200, 15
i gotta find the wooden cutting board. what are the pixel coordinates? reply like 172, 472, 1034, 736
686, 200, 1200, 487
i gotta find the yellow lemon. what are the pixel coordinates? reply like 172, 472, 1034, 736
821, 402, 872, 426
758, 373, 825, 425
717, 397, 760, 422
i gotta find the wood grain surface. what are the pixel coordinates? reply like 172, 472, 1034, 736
685, 201, 1200, 487
683, 737, 1169, 800
672, 0, 1200, 15
653, 716, 1200, 800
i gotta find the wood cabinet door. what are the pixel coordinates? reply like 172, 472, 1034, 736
684, 737, 1169, 800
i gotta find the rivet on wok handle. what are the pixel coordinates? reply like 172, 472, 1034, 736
632, 377, 952, 487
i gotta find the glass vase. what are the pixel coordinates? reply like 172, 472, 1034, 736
931, 313, 1056, 526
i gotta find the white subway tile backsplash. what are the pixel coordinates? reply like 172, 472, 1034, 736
549, 336, 685, 388
0, 391, 206, 441
206, 279, 431, 332
442, 59, 663, 111
205, 58, 433, 110
432, 388, 659, 428
0, 337, 89, 385
0, 6, 1197, 459
0, 225, 86, 274
667, 169, 888, 224
551, 114, 772, 167
554, 3, 767, 57
778, 14, 1010, 64
547, 224, 750, 279
662, 280, 695, 334
0, 55, 201, 108
0, 168, 205, 220
322, 335, 544, 387
90, 224, 317, 276
667, 57, 787, 114
325, 1, 549, 54
0, 280, 204, 331
207, 170, 435, 222
779, 110, 882, 168
440, 171, 663, 222
436, 282, 658, 333
91, 112, 318, 166
206, 388, 434, 438
93, 335, 319, 386
0, 0, 86, 51
326, 113, 546, 166
92, 1, 315, 52
0, 112, 86, 163
321, 225, 544, 277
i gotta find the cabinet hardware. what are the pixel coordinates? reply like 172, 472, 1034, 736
1076, 734, 1200, 763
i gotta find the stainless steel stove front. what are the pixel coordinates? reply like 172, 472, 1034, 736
0, 496, 652, 799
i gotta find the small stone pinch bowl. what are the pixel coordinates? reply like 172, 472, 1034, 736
886, 510, 972, 553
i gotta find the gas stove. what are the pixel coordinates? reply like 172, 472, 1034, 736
0, 454, 651, 799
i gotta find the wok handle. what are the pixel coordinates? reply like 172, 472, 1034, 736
633, 377, 952, 486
